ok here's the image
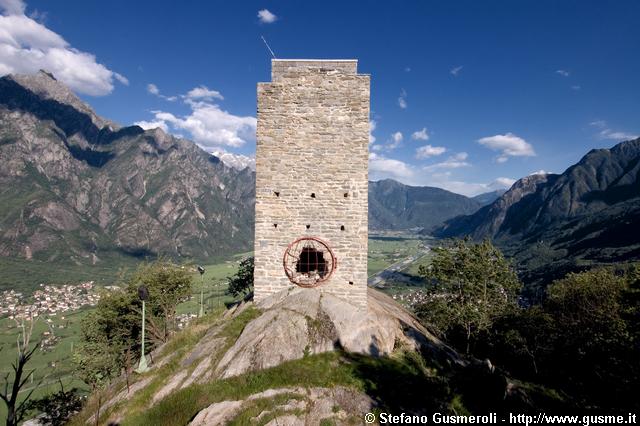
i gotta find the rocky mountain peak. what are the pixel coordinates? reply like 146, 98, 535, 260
0, 73, 256, 284
4, 70, 116, 130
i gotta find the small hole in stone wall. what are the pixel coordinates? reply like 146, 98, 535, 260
348, 281, 354, 285
273, 223, 278, 228
306, 224, 311, 229
340, 225, 345, 231
310, 193, 316, 198
344, 192, 349, 198
274, 191, 280, 197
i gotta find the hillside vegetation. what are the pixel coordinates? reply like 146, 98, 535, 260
68, 291, 564, 426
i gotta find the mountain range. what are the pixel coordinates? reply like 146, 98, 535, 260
0, 71, 255, 289
368, 179, 483, 231
3, 70, 638, 293
436, 138, 640, 289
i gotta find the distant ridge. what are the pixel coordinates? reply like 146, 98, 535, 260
368, 179, 482, 231
435, 138, 640, 286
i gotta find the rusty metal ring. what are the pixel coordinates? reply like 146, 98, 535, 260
283, 236, 337, 287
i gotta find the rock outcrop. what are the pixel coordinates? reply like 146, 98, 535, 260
216, 287, 461, 378
190, 386, 373, 426
87, 288, 462, 425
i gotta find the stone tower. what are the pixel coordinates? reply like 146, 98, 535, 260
254, 59, 370, 308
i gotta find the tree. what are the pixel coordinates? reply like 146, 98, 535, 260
485, 265, 640, 410
0, 315, 43, 426
74, 260, 192, 422
416, 239, 521, 354
542, 267, 636, 406
489, 306, 555, 377
73, 338, 119, 426
132, 261, 193, 343
227, 257, 254, 297
26, 380, 83, 426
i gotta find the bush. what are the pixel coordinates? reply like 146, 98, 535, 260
227, 257, 254, 297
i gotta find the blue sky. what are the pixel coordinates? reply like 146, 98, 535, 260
1, 0, 638, 196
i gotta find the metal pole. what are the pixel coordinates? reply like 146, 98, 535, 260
199, 274, 205, 318
136, 300, 149, 373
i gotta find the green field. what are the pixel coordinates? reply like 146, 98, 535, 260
176, 255, 247, 316
367, 236, 424, 276
0, 256, 142, 293
0, 309, 90, 421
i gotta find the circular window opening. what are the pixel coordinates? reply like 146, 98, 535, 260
283, 237, 336, 287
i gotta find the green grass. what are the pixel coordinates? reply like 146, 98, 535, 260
227, 392, 306, 425
0, 309, 91, 421
176, 256, 247, 316
367, 236, 424, 276
405, 252, 432, 277
121, 348, 455, 426
78, 306, 261, 425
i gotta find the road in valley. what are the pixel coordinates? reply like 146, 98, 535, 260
367, 245, 431, 289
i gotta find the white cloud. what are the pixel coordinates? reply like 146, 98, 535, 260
384, 131, 403, 150
146, 82, 177, 101
184, 85, 223, 101
144, 101, 256, 148
589, 120, 637, 141
477, 133, 535, 161
571, 85, 581, 91
556, 69, 570, 77
492, 177, 516, 188
589, 120, 638, 141
369, 152, 414, 181
428, 178, 514, 196
415, 144, 446, 159
369, 152, 513, 197
210, 148, 256, 171
0, 0, 24, 15
422, 152, 470, 170
0, 2, 127, 96
530, 170, 549, 176
404, 66, 411, 72
452, 152, 468, 161
411, 127, 429, 141
134, 119, 169, 132
147, 83, 160, 95
369, 119, 377, 144
114, 73, 128, 85
450, 65, 463, 76
257, 9, 277, 23
600, 130, 638, 141
398, 89, 407, 109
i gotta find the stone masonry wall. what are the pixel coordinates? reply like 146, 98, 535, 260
254, 59, 370, 308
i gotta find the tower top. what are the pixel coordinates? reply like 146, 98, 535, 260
270, 59, 358, 80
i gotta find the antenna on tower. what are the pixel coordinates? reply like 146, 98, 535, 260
261, 35, 276, 59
